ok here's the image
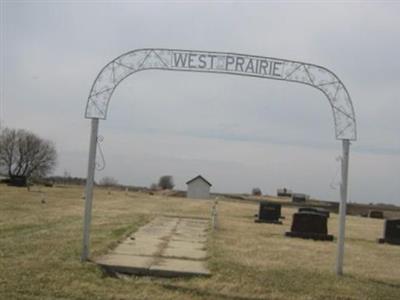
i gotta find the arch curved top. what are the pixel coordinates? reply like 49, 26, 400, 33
85, 48, 357, 141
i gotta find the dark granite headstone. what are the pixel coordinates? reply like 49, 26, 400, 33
292, 193, 307, 203
255, 201, 282, 224
277, 188, 292, 197
369, 210, 384, 219
378, 219, 400, 245
298, 207, 330, 218
8, 176, 27, 187
285, 212, 333, 241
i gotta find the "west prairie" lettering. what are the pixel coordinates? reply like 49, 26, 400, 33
172, 51, 283, 78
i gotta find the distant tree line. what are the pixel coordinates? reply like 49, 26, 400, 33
150, 175, 175, 190
45, 175, 87, 185
99, 176, 118, 187
0, 127, 177, 193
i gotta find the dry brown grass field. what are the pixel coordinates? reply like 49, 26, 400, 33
1, 184, 399, 300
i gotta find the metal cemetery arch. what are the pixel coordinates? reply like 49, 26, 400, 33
82, 49, 357, 276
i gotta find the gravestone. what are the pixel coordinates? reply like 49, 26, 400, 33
277, 188, 292, 197
368, 210, 384, 219
378, 219, 400, 245
255, 201, 282, 224
8, 176, 27, 187
299, 207, 330, 218
292, 193, 308, 203
285, 212, 333, 241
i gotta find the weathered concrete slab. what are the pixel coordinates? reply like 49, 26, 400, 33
95, 216, 210, 277
96, 254, 153, 275
163, 241, 208, 260
113, 240, 161, 256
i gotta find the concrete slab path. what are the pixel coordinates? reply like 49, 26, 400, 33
95, 216, 210, 277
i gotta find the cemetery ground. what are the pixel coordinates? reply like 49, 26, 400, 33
1, 185, 399, 300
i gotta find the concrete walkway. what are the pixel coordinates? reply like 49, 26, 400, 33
95, 216, 210, 277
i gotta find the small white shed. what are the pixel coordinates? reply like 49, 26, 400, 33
186, 175, 212, 199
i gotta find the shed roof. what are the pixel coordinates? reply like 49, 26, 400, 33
186, 175, 212, 187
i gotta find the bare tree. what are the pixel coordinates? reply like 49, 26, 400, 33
0, 128, 57, 185
99, 176, 118, 187
158, 175, 174, 190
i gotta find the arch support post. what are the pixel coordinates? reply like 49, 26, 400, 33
336, 139, 350, 275
81, 118, 99, 262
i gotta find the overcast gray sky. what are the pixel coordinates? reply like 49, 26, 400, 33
1, 1, 399, 204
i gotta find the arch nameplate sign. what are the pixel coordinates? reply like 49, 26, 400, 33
82, 48, 357, 276
85, 49, 356, 140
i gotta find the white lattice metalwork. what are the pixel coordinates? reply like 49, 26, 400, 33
85, 49, 357, 140
82, 49, 357, 276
